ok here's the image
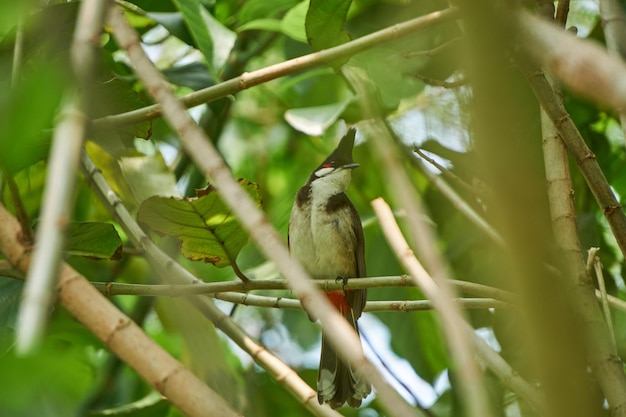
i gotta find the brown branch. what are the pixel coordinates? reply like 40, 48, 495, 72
105, 5, 421, 417
555, 0, 570, 27
0, 203, 238, 417
523, 66, 626, 265
3, 172, 33, 243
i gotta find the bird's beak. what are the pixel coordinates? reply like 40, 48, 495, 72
342, 163, 360, 170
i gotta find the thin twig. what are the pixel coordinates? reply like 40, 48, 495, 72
359, 330, 433, 416
3, 172, 33, 243
212, 292, 509, 312
85, 276, 517, 301
411, 73, 468, 89
92, 7, 461, 131
588, 248, 617, 352
410, 145, 475, 194
402, 37, 461, 58
405, 145, 504, 246
106, 6, 420, 416
17, 0, 109, 354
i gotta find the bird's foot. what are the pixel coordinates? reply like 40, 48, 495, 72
335, 275, 349, 290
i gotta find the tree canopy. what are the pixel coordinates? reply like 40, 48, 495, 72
2, 1, 626, 417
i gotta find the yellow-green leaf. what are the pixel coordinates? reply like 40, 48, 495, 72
137, 181, 260, 268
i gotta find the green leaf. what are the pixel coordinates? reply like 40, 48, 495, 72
172, 0, 236, 75
172, 0, 215, 73
162, 62, 214, 90
0, 278, 22, 353
281, 1, 308, 43
65, 222, 122, 260
146, 11, 195, 45
237, 18, 283, 34
284, 97, 354, 135
0, 66, 65, 173
201, 9, 237, 72
137, 181, 261, 268
91, 77, 152, 144
238, 0, 300, 24
237, 1, 308, 43
85, 141, 179, 212
305, 0, 352, 51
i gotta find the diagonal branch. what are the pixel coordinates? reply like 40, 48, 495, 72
372, 198, 546, 414
0, 203, 239, 417
105, 5, 420, 417
523, 66, 626, 263
353, 112, 491, 415
404, 143, 505, 246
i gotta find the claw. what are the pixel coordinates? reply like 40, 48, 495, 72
335, 275, 349, 288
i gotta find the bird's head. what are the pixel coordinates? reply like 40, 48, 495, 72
309, 128, 360, 195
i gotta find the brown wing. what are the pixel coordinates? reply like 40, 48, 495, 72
345, 199, 367, 319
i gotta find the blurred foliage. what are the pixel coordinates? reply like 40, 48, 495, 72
0, 0, 624, 416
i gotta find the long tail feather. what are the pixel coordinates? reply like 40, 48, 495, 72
317, 313, 371, 408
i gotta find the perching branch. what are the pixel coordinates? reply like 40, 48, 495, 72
106, 6, 420, 417
88, 275, 516, 301
213, 293, 509, 312
92, 7, 460, 131
17, 0, 109, 354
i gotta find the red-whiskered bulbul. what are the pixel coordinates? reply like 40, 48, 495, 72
288, 128, 371, 408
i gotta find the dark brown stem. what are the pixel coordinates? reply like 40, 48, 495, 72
4, 171, 33, 243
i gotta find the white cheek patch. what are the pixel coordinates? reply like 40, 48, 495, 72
315, 167, 334, 177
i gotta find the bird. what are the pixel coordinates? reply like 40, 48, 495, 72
288, 128, 371, 408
